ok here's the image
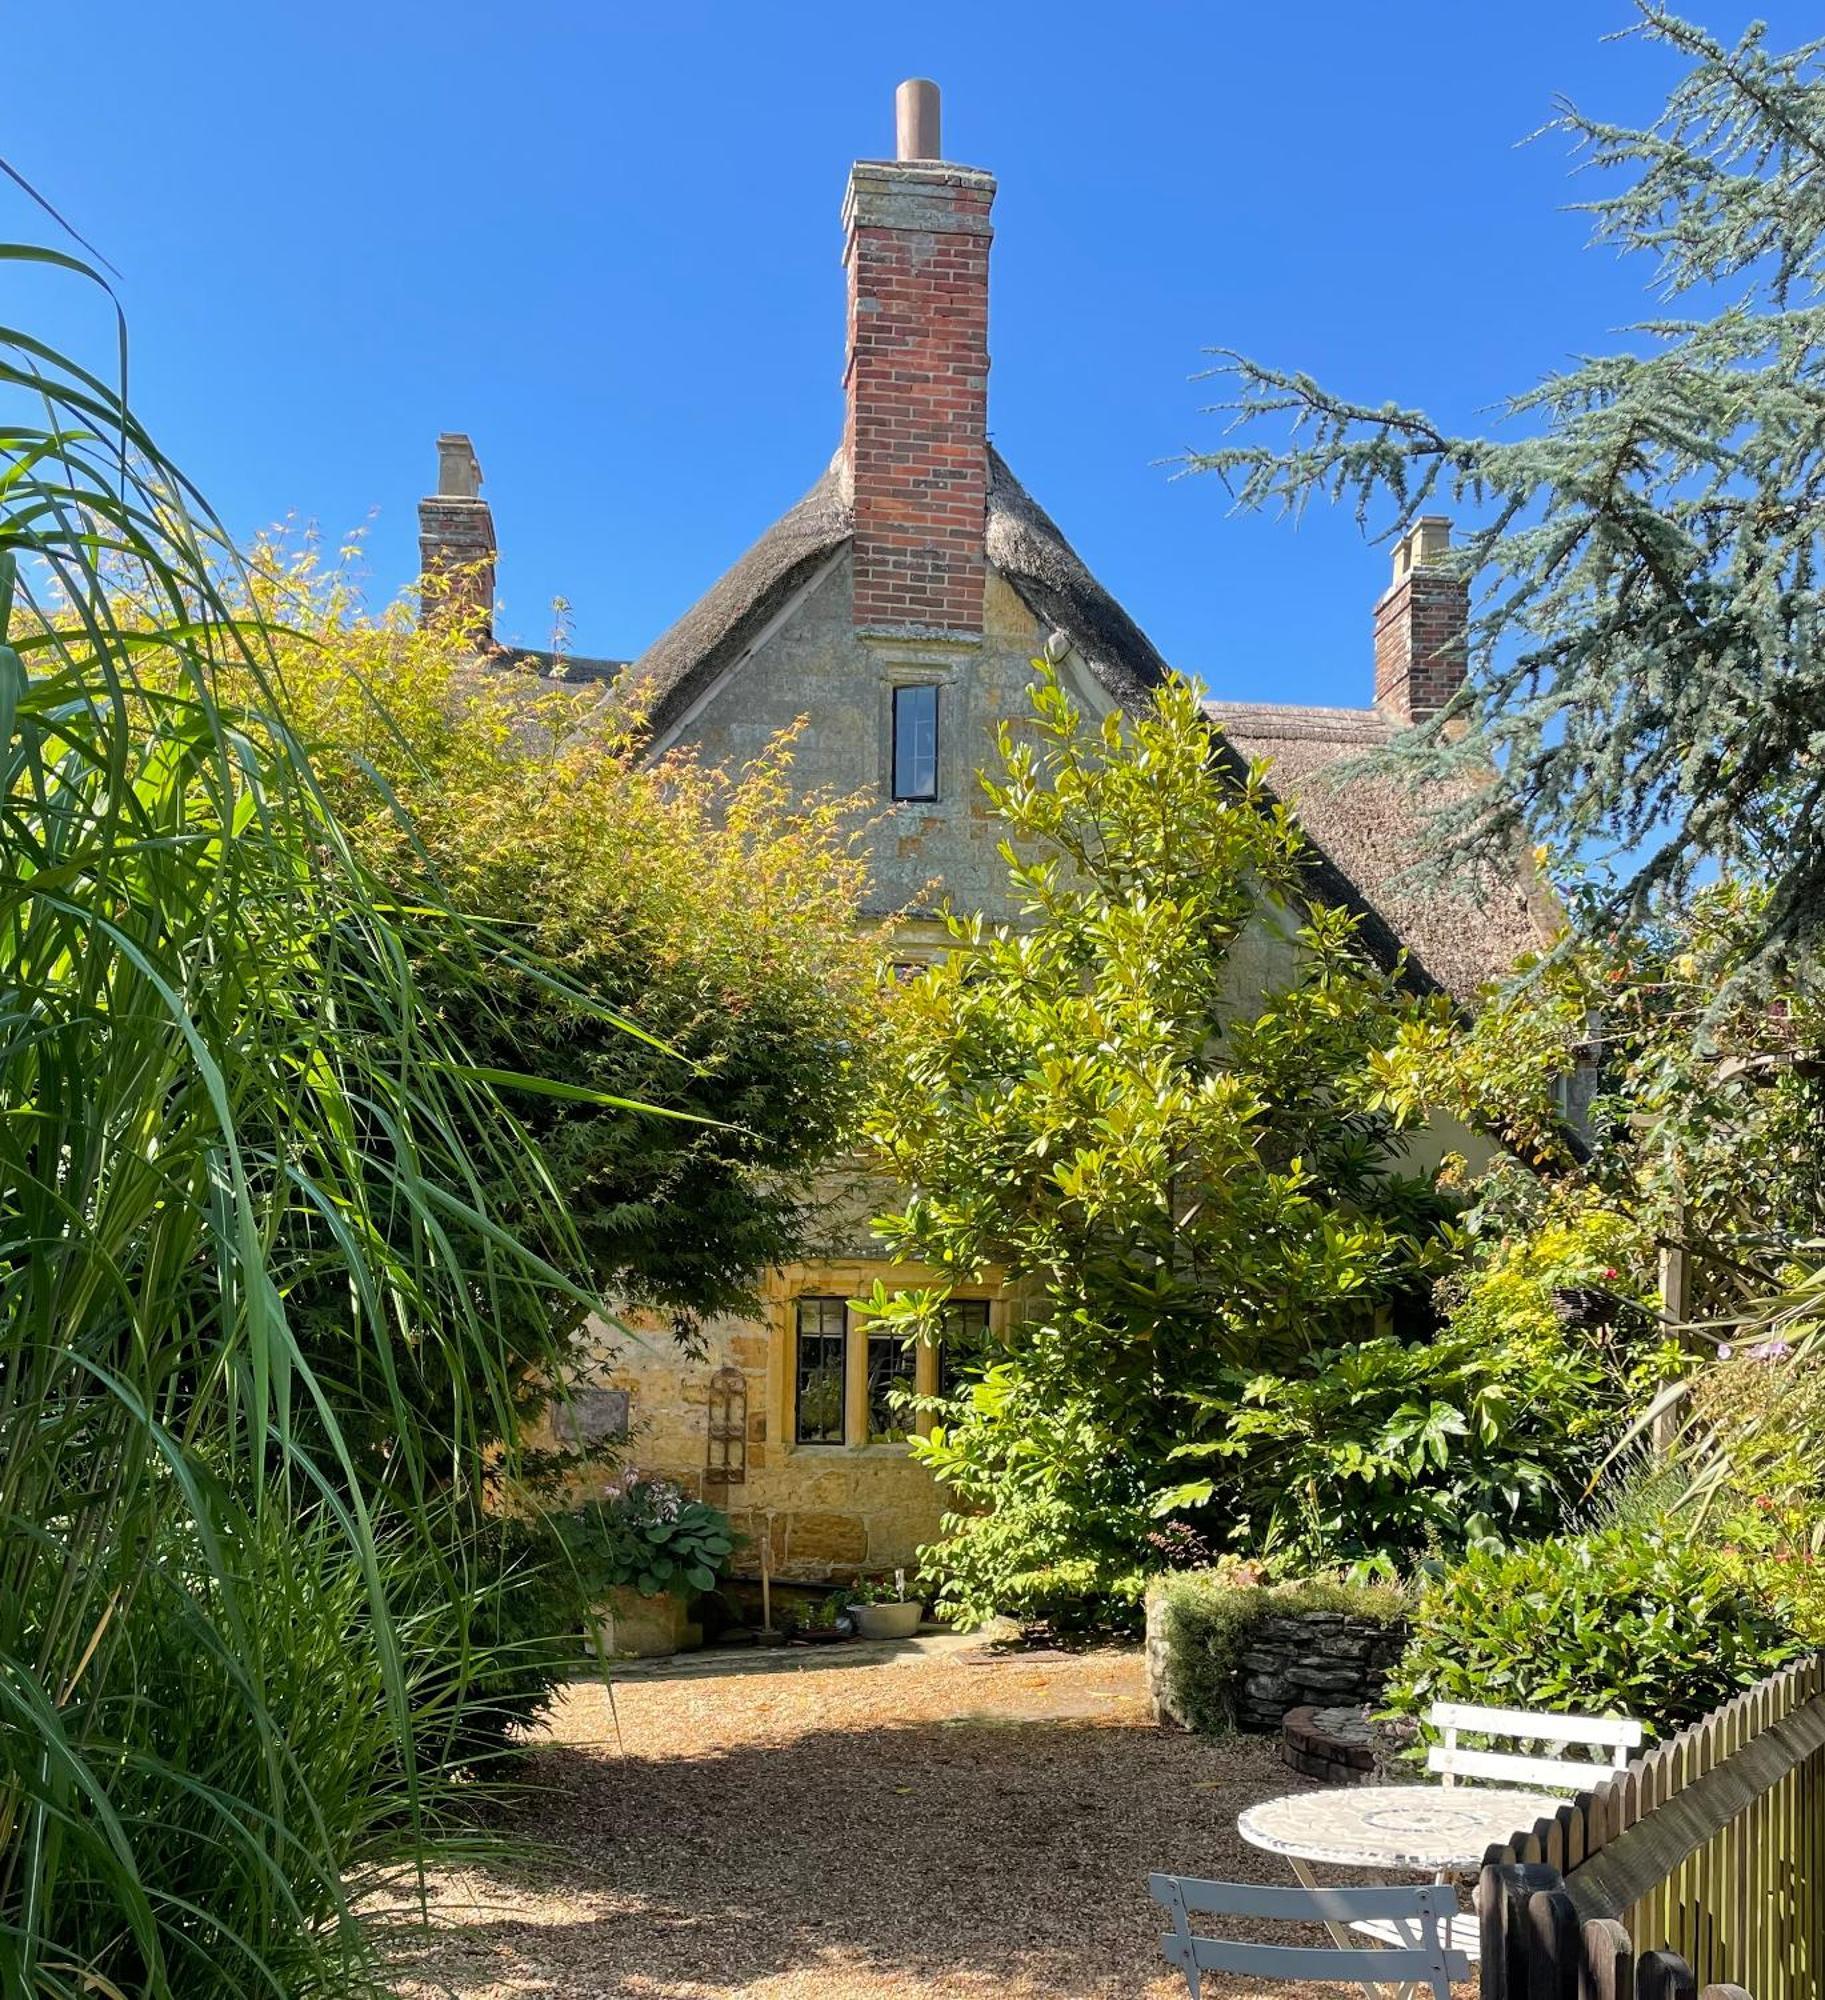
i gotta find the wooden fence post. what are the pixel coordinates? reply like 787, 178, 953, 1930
1579, 1917, 1634, 2000
1638, 1949, 1699, 2000
1527, 1888, 1584, 2000
1481, 1864, 1565, 2000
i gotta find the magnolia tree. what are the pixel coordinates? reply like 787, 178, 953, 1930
860, 668, 1525, 1619
1196, 7, 1825, 985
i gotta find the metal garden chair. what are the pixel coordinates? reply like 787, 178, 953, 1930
1149, 1871, 1470, 2000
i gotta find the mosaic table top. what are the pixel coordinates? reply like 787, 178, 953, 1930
1237, 1784, 1567, 1870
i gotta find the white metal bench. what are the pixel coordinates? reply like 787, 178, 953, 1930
1336, 1704, 1648, 1968
1349, 1700, 1643, 1965
1150, 1871, 1470, 2000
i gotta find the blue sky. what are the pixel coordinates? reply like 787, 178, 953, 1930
8, 2, 1814, 704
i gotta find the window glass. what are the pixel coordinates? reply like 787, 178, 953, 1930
866, 1330, 918, 1442
794, 1297, 848, 1444
937, 1298, 993, 1401
892, 684, 938, 801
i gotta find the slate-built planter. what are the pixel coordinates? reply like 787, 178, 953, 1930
1146, 1575, 1409, 1734
1232, 1611, 1409, 1733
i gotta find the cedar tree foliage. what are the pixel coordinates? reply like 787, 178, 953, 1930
1195, 7, 1825, 982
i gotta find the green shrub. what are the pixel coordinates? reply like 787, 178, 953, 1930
1149, 1569, 1409, 1734
1386, 1527, 1803, 1738
22, 1503, 531, 1999
405, 1510, 595, 1772
555, 1477, 737, 1600
1184, 1311, 1620, 1570
919, 1486, 1152, 1634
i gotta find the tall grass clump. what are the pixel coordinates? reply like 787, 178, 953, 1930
0, 243, 604, 1995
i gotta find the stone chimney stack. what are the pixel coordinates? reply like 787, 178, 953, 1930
418, 432, 496, 645
842, 81, 994, 635
1373, 516, 1468, 723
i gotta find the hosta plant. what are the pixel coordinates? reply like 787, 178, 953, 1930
560, 1476, 737, 1598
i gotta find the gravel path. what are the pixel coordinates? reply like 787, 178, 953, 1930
383, 1644, 1356, 2000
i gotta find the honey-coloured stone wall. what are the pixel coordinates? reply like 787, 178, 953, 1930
536, 1258, 972, 1581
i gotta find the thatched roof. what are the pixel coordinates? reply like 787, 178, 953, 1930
1207, 701, 1552, 1001
631, 457, 852, 742
516, 447, 1545, 999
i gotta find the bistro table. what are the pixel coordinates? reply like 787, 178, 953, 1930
1238, 1783, 1568, 1980
1238, 1783, 1567, 1880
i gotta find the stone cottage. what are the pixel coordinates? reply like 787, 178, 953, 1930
416, 82, 1552, 1582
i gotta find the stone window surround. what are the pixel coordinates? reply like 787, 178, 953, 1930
869, 636, 976, 813
772, 1259, 1002, 1460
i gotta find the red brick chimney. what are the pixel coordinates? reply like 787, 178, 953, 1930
418, 432, 496, 645
842, 80, 995, 635
1373, 516, 1468, 723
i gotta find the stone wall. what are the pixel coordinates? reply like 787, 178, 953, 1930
1146, 1592, 1409, 1734
1232, 1611, 1409, 1734
534, 1254, 959, 1582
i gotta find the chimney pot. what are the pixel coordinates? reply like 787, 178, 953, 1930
436, 432, 482, 500
895, 78, 941, 161
1392, 513, 1452, 583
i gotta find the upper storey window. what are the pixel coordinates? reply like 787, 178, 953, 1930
892, 684, 939, 801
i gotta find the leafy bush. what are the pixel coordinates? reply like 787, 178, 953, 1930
1149, 1569, 1408, 1734
1386, 1527, 1802, 1738
1176, 1319, 1612, 1570
1161, 1207, 1665, 1571
403, 1510, 595, 1771
241, 536, 881, 1356
870, 666, 1457, 1626
921, 1489, 1150, 1634
556, 1477, 737, 1600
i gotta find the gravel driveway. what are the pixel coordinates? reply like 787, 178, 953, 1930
383, 1641, 1339, 2000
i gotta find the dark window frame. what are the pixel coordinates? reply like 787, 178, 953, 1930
865, 1328, 919, 1443
793, 1296, 849, 1446
891, 683, 940, 802
937, 1298, 993, 1401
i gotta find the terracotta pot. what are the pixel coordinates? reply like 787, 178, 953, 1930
853, 1600, 922, 1641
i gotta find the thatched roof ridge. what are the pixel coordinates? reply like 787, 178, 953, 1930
632, 457, 851, 743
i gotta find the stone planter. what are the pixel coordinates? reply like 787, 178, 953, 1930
853, 1600, 922, 1641
591, 1587, 703, 1660
1232, 1611, 1408, 1732
1145, 1589, 1408, 1734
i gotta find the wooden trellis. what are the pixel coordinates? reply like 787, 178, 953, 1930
704, 1365, 747, 1491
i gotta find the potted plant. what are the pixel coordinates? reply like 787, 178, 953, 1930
561, 1474, 738, 1659
788, 1591, 856, 1645
847, 1567, 923, 1641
